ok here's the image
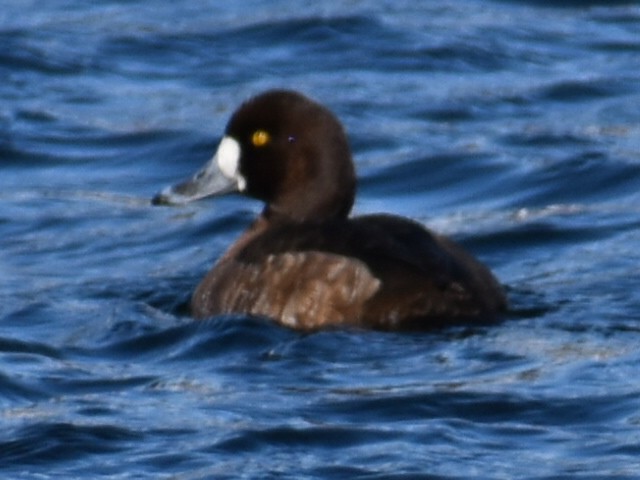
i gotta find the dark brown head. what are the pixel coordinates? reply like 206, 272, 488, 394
153, 90, 356, 223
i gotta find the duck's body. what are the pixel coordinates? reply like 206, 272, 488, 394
154, 90, 507, 331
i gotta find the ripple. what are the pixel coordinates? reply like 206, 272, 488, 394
0, 422, 141, 466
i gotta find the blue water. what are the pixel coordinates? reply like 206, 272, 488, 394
2, 1, 640, 478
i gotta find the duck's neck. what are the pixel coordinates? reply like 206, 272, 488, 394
263, 200, 351, 225
265, 176, 356, 224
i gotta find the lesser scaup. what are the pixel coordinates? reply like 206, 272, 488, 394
153, 90, 507, 330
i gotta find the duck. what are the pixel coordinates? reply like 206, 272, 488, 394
153, 89, 507, 331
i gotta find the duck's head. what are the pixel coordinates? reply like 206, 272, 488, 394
153, 90, 356, 222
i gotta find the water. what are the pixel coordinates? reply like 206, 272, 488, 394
2, 1, 640, 478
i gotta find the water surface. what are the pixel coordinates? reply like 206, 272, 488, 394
2, 1, 640, 478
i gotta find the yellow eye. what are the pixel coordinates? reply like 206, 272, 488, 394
251, 129, 271, 147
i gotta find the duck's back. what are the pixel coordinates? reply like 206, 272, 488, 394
191, 214, 507, 330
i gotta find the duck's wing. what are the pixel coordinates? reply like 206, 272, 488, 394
346, 214, 507, 328
192, 249, 381, 330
